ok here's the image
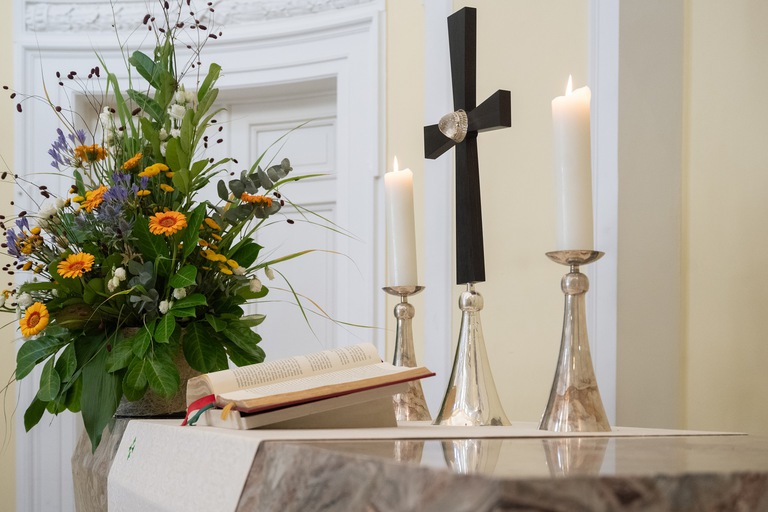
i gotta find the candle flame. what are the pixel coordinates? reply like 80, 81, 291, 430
393, 156, 399, 173
566, 75, 573, 96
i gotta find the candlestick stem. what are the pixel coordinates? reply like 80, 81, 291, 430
540, 250, 610, 432
383, 286, 431, 421
435, 283, 510, 426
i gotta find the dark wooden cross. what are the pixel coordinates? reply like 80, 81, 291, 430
424, 7, 511, 285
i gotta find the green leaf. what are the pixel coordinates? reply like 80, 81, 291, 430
182, 203, 207, 259
180, 108, 195, 154
16, 336, 67, 381
81, 345, 122, 451
237, 285, 269, 301
54, 344, 77, 382
197, 63, 221, 103
165, 137, 182, 173
154, 315, 176, 343
83, 278, 105, 305
171, 166, 191, 196
169, 308, 196, 318
217, 180, 229, 201
224, 341, 265, 367
129, 50, 161, 88
205, 313, 228, 333
37, 357, 61, 402
239, 314, 266, 327
106, 336, 134, 373
127, 89, 165, 123
65, 375, 83, 413
19, 281, 57, 293
230, 242, 263, 268
173, 293, 207, 310
170, 265, 197, 288
145, 353, 180, 397
123, 358, 149, 401
182, 322, 228, 372
24, 398, 48, 432
140, 117, 162, 159
132, 216, 167, 261
194, 87, 219, 125
222, 323, 262, 357
132, 320, 155, 358
229, 179, 245, 198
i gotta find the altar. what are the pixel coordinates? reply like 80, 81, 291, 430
72, 419, 768, 511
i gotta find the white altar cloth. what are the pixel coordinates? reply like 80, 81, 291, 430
107, 420, 740, 512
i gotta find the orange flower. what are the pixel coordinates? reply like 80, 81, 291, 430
122, 152, 143, 170
136, 189, 151, 197
57, 252, 95, 279
138, 163, 169, 178
20, 302, 49, 337
74, 144, 107, 163
80, 184, 108, 212
160, 183, 174, 193
240, 193, 273, 207
149, 211, 187, 236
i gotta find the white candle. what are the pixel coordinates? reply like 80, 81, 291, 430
384, 157, 418, 286
551, 75, 594, 250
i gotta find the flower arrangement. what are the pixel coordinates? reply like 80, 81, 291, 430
3, 1, 315, 449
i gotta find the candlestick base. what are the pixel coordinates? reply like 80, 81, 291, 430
383, 285, 432, 422
539, 250, 611, 432
434, 284, 510, 426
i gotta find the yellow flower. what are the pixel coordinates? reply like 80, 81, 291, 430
34, 265, 44, 274
218, 264, 233, 275
20, 302, 49, 337
72, 195, 85, 203
201, 250, 219, 261
160, 184, 174, 193
198, 239, 209, 247
211, 233, 222, 241
74, 144, 107, 163
81, 184, 108, 213
138, 163, 169, 178
165, 171, 175, 178
122, 152, 143, 171
148, 210, 187, 236
137, 189, 151, 197
22, 261, 32, 271
30, 227, 41, 235
214, 254, 227, 263
204, 218, 221, 230
226, 259, 239, 269
57, 252, 95, 279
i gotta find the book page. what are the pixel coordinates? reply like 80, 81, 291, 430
217, 363, 433, 413
191, 343, 382, 400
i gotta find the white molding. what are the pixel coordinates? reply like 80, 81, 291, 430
14, 1, 385, 510
24, 0, 376, 33
588, 0, 619, 423
421, 0, 453, 409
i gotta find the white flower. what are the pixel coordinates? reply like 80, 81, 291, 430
168, 104, 186, 120
173, 288, 187, 300
107, 278, 119, 293
160, 142, 167, 156
37, 204, 58, 227
233, 266, 246, 276
264, 267, 275, 281
17, 293, 32, 308
54, 197, 67, 209
249, 278, 263, 293
114, 267, 127, 281
170, 128, 181, 139
184, 90, 196, 104
159, 128, 168, 141
51, 289, 59, 297
174, 90, 187, 104
158, 300, 173, 315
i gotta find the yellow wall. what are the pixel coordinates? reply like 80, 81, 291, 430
387, 0, 588, 421
683, 0, 768, 434
0, 0, 16, 508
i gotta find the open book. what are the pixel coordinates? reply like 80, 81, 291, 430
185, 343, 434, 429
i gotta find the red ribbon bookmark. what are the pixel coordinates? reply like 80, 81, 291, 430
182, 394, 216, 426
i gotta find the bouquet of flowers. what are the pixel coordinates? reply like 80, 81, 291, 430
4, 1, 314, 449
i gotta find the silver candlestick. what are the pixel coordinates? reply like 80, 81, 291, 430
540, 250, 611, 432
383, 285, 432, 421
435, 283, 510, 426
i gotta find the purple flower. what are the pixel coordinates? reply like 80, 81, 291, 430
6, 229, 20, 258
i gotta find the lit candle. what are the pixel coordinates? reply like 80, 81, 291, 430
551, 75, 594, 250
384, 157, 418, 286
